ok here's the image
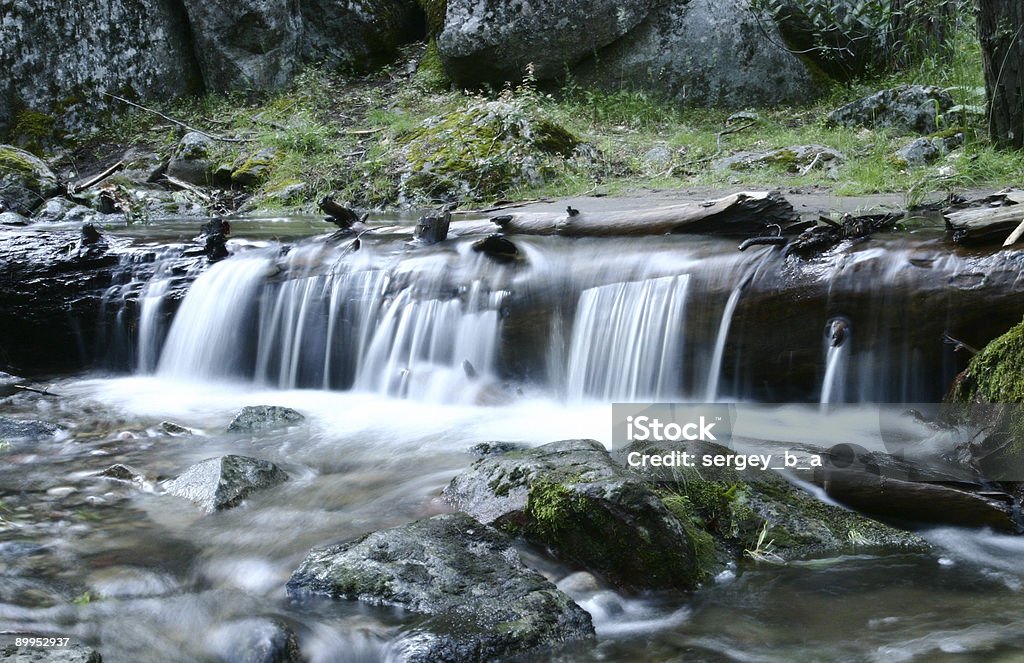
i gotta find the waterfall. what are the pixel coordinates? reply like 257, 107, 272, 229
565, 274, 690, 402
157, 255, 274, 380
137, 277, 170, 374
820, 318, 851, 408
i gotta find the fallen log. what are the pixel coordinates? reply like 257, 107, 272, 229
487, 191, 799, 237
945, 204, 1024, 245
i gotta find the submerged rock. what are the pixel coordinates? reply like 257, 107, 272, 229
0, 145, 60, 215
287, 512, 593, 661
227, 406, 306, 433
164, 455, 289, 513
444, 439, 702, 591
96, 463, 147, 484
0, 415, 61, 440
205, 617, 302, 663
827, 85, 954, 134
0, 645, 103, 662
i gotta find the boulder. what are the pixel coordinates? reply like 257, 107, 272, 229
230, 149, 278, 188
436, 0, 655, 85
166, 132, 217, 186
227, 406, 306, 433
827, 85, 954, 134
0, 415, 61, 440
0, 646, 102, 662
444, 439, 702, 591
0, 211, 29, 226
205, 618, 302, 663
163, 455, 289, 513
32, 197, 79, 223
181, 0, 302, 92
712, 144, 845, 175
300, 0, 423, 73
0, 0, 200, 141
0, 146, 60, 215
894, 133, 964, 168
286, 512, 594, 661
577, 0, 817, 106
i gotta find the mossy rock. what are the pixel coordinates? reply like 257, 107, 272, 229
444, 439, 702, 592
945, 318, 1024, 482
231, 148, 279, 188
0, 144, 59, 214
401, 98, 579, 203
415, 40, 451, 92
418, 0, 447, 36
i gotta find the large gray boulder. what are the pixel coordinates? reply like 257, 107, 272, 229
287, 512, 594, 662
0, 145, 60, 215
828, 85, 955, 134
181, 0, 303, 92
437, 0, 656, 84
0, 0, 200, 141
577, 0, 817, 106
444, 439, 702, 592
164, 455, 289, 513
300, 0, 423, 72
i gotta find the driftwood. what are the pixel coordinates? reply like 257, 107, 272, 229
104, 93, 252, 143
945, 204, 1024, 245
319, 197, 367, 231
487, 191, 798, 237
69, 160, 125, 195
414, 207, 453, 244
786, 212, 903, 258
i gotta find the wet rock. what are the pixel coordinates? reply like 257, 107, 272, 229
712, 144, 845, 175
96, 464, 146, 484
437, 0, 654, 85
167, 132, 217, 186
0, 645, 103, 662
85, 565, 180, 599
894, 133, 964, 168
469, 441, 531, 456
0, 416, 61, 440
206, 618, 302, 663
164, 455, 289, 513
0, 371, 23, 397
827, 85, 954, 134
287, 512, 594, 661
444, 439, 702, 591
300, 0, 423, 73
200, 218, 231, 262
0, 145, 60, 215
182, 0, 302, 92
577, 0, 816, 106
0, 211, 29, 226
227, 406, 306, 433
31, 198, 78, 223
472, 234, 522, 264
160, 421, 194, 436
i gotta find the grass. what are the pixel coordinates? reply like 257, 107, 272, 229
89, 17, 1023, 213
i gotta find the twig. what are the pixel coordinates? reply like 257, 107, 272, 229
943, 333, 978, 355
715, 119, 757, 153
346, 128, 385, 136
103, 93, 253, 143
162, 174, 212, 201
69, 161, 125, 195
14, 384, 62, 397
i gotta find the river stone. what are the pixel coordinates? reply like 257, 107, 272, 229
286, 512, 594, 661
164, 455, 289, 513
227, 406, 306, 433
0, 416, 61, 440
167, 132, 217, 186
32, 198, 79, 223
443, 439, 702, 592
437, 0, 655, 85
894, 133, 964, 168
0, 211, 29, 226
712, 144, 845, 174
0, 645, 102, 662
0, 0, 199, 141
827, 85, 954, 134
300, 0, 423, 73
205, 617, 302, 663
181, 0, 302, 92
0, 146, 60, 215
576, 0, 817, 106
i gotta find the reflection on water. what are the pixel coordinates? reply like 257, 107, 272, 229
2, 379, 1024, 662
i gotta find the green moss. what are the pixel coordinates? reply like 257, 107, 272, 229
418, 0, 447, 36
415, 40, 450, 92
0, 147, 40, 177
12, 110, 56, 152
955, 317, 1024, 403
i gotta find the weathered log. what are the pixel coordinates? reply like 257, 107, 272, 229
319, 197, 364, 230
488, 191, 799, 237
414, 207, 452, 244
945, 204, 1024, 245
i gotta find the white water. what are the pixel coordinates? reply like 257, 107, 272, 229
564, 274, 690, 402
820, 318, 851, 408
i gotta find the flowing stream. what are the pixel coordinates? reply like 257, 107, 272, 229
4, 216, 1024, 661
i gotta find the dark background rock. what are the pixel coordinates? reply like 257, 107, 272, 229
286, 512, 594, 661
0, 0, 202, 142
300, 0, 425, 73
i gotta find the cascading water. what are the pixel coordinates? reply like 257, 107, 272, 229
820, 317, 851, 408
564, 274, 690, 402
